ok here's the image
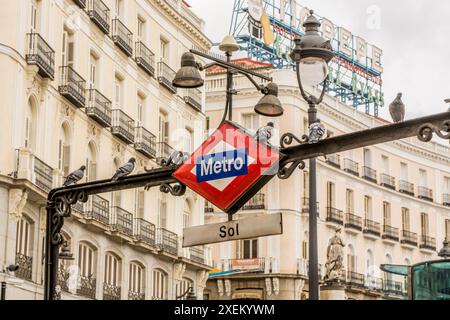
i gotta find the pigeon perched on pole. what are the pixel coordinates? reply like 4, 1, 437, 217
111, 158, 136, 181
389, 93, 405, 123
63, 166, 86, 187
254, 122, 274, 144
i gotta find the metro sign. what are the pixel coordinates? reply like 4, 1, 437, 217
173, 121, 280, 214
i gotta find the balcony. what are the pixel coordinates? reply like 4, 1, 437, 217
77, 275, 96, 299
134, 126, 156, 158
363, 219, 381, 237
443, 194, 450, 206
110, 207, 133, 236
301, 198, 319, 215
59, 66, 86, 108
345, 213, 362, 232
184, 88, 202, 112
382, 225, 399, 242
135, 42, 155, 77
26, 33, 55, 80
347, 271, 365, 288
343, 159, 359, 176
383, 280, 404, 296
34, 156, 53, 193
418, 186, 433, 202
87, 0, 110, 34
204, 201, 214, 213
112, 19, 133, 57
189, 246, 205, 264
226, 258, 266, 273
86, 89, 112, 127
158, 61, 177, 93
401, 230, 418, 247
156, 142, 175, 163
128, 291, 145, 300
420, 235, 436, 251
326, 154, 341, 169
380, 174, 396, 190
84, 195, 110, 225
103, 283, 121, 300
73, 0, 86, 9
15, 253, 32, 281
111, 109, 135, 144
365, 275, 383, 291
399, 180, 414, 196
156, 228, 178, 256
326, 207, 344, 225
134, 218, 156, 246
242, 193, 265, 210
362, 166, 377, 183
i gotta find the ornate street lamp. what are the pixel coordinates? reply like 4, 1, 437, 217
289, 10, 335, 301
173, 35, 284, 120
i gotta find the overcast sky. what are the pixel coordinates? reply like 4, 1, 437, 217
188, 0, 450, 121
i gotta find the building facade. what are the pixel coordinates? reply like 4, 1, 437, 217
204, 63, 450, 300
0, 0, 213, 300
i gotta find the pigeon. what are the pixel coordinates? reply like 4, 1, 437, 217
389, 93, 405, 123
308, 120, 327, 144
63, 166, 86, 187
254, 122, 274, 144
111, 158, 136, 181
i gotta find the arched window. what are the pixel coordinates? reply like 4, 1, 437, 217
58, 122, 71, 176
25, 97, 38, 151
15, 216, 34, 281
77, 241, 97, 299
366, 249, 374, 276
152, 268, 168, 300
103, 252, 122, 300
129, 261, 145, 300
176, 277, 194, 300
347, 244, 356, 273
183, 200, 191, 229
87, 141, 97, 182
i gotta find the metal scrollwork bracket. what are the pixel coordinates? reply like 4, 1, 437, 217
417, 121, 450, 142
278, 159, 306, 180
160, 182, 187, 197
280, 132, 309, 149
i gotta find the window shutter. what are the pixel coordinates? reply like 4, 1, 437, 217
63, 145, 70, 176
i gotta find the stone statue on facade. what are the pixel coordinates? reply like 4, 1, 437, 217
324, 229, 345, 283
9, 188, 28, 220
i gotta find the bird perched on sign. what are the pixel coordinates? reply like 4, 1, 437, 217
111, 158, 136, 181
389, 93, 405, 123
63, 166, 86, 187
308, 120, 327, 144
254, 122, 274, 145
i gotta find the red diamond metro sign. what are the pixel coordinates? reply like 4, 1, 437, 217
173, 121, 280, 214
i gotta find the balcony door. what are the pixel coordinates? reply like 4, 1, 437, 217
30, 0, 39, 33
382, 156, 389, 174
400, 162, 408, 181
240, 239, 258, 259
383, 202, 391, 226
363, 148, 372, 167
420, 213, 429, 237
364, 196, 372, 220
346, 189, 354, 214
61, 29, 74, 68
402, 208, 410, 231
89, 53, 98, 90
159, 112, 169, 144
327, 182, 335, 208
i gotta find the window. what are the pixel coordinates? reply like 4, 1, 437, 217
366, 249, 374, 276
30, 0, 39, 32
87, 141, 97, 182
137, 95, 145, 126
16, 217, 32, 257
346, 189, 354, 214
89, 53, 99, 89
183, 201, 191, 229
160, 38, 169, 63
62, 28, 74, 67
444, 177, 450, 194
242, 114, 259, 133
58, 123, 71, 176
420, 213, 429, 236
184, 128, 193, 153
137, 17, 146, 42
114, 75, 123, 109
176, 278, 194, 300
78, 242, 96, 278
152, 269, 168, 300
382, 155, 389, 174
206, 117, 210, 132
400, 162, 408, 181
347, 245, 356, 272
446, 219, 450, 241
419, 169, 427, 187
327, 182, 335, 208
383, 202, 391, 226
136, 190, 145, 219
363, 148, 372, 167
115, 0, 123, 18
104, 253, 121, 287
129, 262, 145, 294
302, 240, 308, 259
112, 158, 122, 206
364, 196, 372, 220
241, 239, 258, 259
303, 171, 309, 198
402, 208, 410, 231
25, 99, 38, 151
159, 111, 169, 143
158, 196, 167, 229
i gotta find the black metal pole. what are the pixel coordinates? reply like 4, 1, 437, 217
307, 101, 319, 300
1, 281, 6, 300
44, 203, 59, 300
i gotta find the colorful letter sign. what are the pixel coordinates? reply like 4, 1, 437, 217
173, 121, 280, 214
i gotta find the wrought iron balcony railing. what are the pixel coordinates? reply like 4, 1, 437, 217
74, 0, 86, 9
110, 206, 133, 236
301, 198, 319, 214
189, 246, 205, 264
103, 283, 121, 300
158, 61, 177, 93
363, 219, 381, 237
34, 156, 53, 193
326, 207, 344, 225
156, 142, 175, 163
26, 33, 55, 79
15, 253, 33, 281
347, 271, 365, 288
57, 266, 70, 292
128, 291, 145, 300
242, 193, 265, 210
111, 109, 135, 144
87, 0, 110, 34
418, 186, 433, 202
204, 201, 214, 213
362, 166, 377, 183
326, 154, 341, 169
59, 66, 86, 108
420, 235, 436, 251
343, 158, 359, 176
382, 225, 399, 242
135, 41, 155, 77
85, 195, 110, 225
86, 89, 112, 127
184, 88, 202, 112
443, 193, 450, 207
383, 280, 404, 296
156, 228, 178, 256
399, 180, 414, 196
380, 173, 396, 190
365, 275, 383, 291
77, 275, 96, 299
345, 213, 362, 231
296, 259, 324, 279
135, 126, 157, 158
401, 230, 418, 246
112, 19, 133, 57
134, 218, 156, 246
